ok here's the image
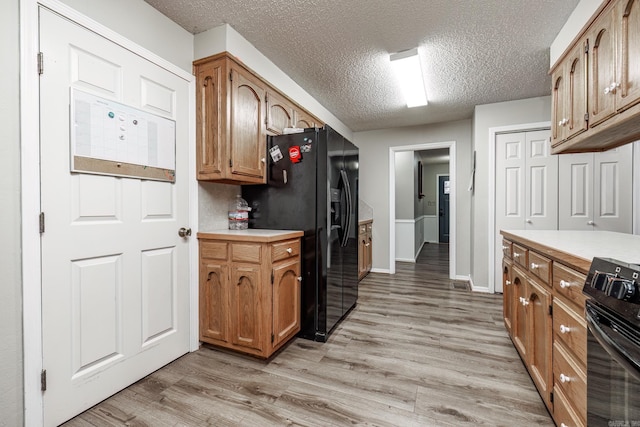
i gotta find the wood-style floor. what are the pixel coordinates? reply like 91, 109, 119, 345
63, 243, 553, 426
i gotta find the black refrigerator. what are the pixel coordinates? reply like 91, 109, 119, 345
242, 125, 358, 342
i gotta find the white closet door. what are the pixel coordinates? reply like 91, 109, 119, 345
594, 144, 633, 232
559, 152, 593, 230
525, 130, 558, 230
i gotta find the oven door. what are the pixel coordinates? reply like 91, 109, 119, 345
585, 300, 640, 425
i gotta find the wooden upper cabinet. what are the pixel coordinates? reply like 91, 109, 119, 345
194, 51, 322, 182
196, 60, 224, 178
617, 0, 640, 111
229, 65, 267, 181
265, 89, 294, 135
588, 8, 617, 128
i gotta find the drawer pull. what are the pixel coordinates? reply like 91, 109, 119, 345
514, 253, 520, 258
365, 243, 370, 247
502, 245, 508, 250
559, 373, 571, 383
530, 263, 539, 269
559, 324, 571, 334
286, 248, 293, 254
560, 280, 571, 289
505, 280, 511, 286
297, 276, 302, 282
561, 423, 568, 427
519, 297, 529, 306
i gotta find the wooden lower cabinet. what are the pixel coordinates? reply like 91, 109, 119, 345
358, 220, 373, 280
198, 231, 303, 358
501, 233, 588, 425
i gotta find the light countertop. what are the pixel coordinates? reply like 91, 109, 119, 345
501, 230, 640, 273
197, 229, 303, 242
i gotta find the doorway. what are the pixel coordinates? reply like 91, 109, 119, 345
388, 142, 456, 278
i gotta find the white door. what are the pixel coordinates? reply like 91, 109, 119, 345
39, 9, 191, 426
495, 129, 554, 292
559, 143, 633, 232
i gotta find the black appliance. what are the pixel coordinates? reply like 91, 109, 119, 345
242, 126, 358, 342
582, 257, 640, 425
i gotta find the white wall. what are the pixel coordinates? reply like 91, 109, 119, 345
550, 0, 603, 68
471, 96, 551, 289
1, 0, 23, 424
194, 24, 352, 139
59, 0, 194, 72
354, 119, 472, 275
395, 151, 414, 220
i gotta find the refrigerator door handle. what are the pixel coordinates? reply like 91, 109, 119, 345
341, 169, 352, 247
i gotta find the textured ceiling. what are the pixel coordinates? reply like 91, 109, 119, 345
144, 0, 580, 132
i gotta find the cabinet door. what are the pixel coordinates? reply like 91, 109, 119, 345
229, 264, 264, 352
502, 260, 515, 335
617, 0, 640, 111
229, 66, 266, 182
199, 261, 228, 343
265, 89, 293, 135
551, 71, 566, 146
565, 40, 589, 140
358, 228, 367, 279
366, 229, 373, 273
526, 279, 553, 410
588, 7, 618, 127
511, 267, 528, 360
195, 60, 225, 179
272, 258, 301, 349
593, 143, 633, 232
294, 109, 318, 129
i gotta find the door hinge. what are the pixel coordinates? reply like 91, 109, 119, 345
41, 369, 47, 391
229, 71, 233, 82
548, 304, 553, 316
271, 333, 274, 343
39, 212, 45, 234
271, 270, 274, 284
37, 52, 44, 75
584, 113, 589, 122
229, 159, 232, 168
550, 391, 554, 403
585, 40, 589, 54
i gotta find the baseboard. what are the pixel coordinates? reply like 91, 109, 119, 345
370, 268, 391, 274
395, 258, 416, 263
469, 275, 491, 293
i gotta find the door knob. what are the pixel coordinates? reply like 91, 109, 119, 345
178, 227, 192, 238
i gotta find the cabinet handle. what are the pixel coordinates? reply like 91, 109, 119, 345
286, 248, 293, 254
505, 280, 511, 286
530, 263, 539, 270
604, 82, 620, 94
559, 373, 571, 383
560, 280, 571, 289
560, 324, 571, 334
502, 245, 508, 250
519, 297, 529, 306
261, 157, 266, 164
365, 243, 370, 247
297, 276, 302, 282
513, 253, 520, 258
561, 423, 568, 427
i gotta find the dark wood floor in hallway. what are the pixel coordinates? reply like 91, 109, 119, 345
64, 243, 553, 426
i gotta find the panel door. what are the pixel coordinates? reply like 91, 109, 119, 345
272, 258, 301, 349
195, 59, 224, 179
265, 89, 294, 135
527, 279, 553, 411
617, 0, 640, 112
588, 7, 618, 127
229, 66, 266, 182
229, 264, 263, 352
593, 143, 633, 232
511, 267, 528, 360
551, 72, 566, 146
559, 152, 594, 230
565, 40, 589, 140
502, 260, 515, 335
39, 9, 190, 426
525, 130, 557, 230
199, 261, 228, 344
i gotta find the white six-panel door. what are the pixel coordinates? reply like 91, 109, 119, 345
39, 8, 190, 426
558, 144, 633, 232
495, 129, 556, 292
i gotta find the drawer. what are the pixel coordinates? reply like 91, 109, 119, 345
512, 244, 528, 269
231, 243, 262, 264
528, 251, 551, 286
271, 239, 300, 262
554, 263, 588, 310
553, 298, 587, 365
553, 385, 585, 427
359, 224, 367, 235
502, 239, 513, 259
200, 241, 227, 260
553, 341, 586, 422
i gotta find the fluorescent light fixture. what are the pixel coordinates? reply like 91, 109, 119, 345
390, 48, 428, 107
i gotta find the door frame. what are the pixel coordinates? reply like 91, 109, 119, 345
487, 121, 550, 294
436, 173, 450, 243
388, 141, 456, 279
20, 1, 198, 424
